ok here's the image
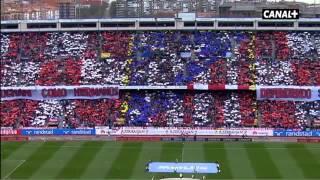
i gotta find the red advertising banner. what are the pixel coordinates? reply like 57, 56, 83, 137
257, 86, 320, 101
0, 127, 18, 135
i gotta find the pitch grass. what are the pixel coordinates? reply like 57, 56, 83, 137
1, 141, 320, 180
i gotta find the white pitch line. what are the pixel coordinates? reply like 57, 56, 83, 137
58, 146, 320, 150
4, 160, 26, 179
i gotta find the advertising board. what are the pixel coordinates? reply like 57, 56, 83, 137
95, 126, 112, 135
273, 130, 320, 137
0, 127, 18, 135
20, 129, 95, 136
111, 127, 273, 136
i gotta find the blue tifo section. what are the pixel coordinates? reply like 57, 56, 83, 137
20, 129, 95, 135
273, 130, 320, 137
148, 162, 219, 174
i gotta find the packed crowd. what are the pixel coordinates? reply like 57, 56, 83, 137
1, 31, 320, 86
1, 91, 319, 129
1, 31, 319, 129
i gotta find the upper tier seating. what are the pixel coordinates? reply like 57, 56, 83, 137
1, 31, 319, 86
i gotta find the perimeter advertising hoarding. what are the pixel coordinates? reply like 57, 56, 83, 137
20, 129, 95, 135
0, 127, 18, 135
96, 127, 273, 136
273, 130, 320, 137
160, 137, 252, 142
15, 127, 320, 137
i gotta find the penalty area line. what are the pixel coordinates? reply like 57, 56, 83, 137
3, 160, 26, 179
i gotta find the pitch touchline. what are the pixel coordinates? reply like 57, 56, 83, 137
40, 146, 320, 150
3, 160, 26, 179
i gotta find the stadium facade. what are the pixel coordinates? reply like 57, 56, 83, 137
1, 18, 320, 31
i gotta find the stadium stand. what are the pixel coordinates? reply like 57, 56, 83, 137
1, 92, 319, 128
1, 31, 319, 86
1, 31, 319, 128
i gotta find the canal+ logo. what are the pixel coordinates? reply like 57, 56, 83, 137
262, 9, 299, 19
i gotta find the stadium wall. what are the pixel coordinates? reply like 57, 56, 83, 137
1, 18, 320, 32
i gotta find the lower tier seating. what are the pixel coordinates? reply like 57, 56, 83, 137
1, 91, 319, 129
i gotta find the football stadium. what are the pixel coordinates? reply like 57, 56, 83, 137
1, 0, 320, 179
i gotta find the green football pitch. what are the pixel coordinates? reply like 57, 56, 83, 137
1, 141, 320, 180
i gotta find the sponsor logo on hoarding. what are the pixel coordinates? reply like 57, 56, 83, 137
274, 131, 282, 136
106, 127, 274, 136
273, 130, 320, 137
0, 128, 18, 135
20, 129, 95, 135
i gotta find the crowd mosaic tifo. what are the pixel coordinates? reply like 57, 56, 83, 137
1, 30, 320, 129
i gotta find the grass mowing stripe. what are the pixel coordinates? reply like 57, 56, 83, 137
182, 143, 207, 180
131, 142, 163, 179
30, 142, 85, 179
3, 141, 319, 180
156, 142, 184, 179
56, 141, 104, 179
203, 143, 232, 179
10, 142, 64, 179
183, 142, 205, 162
1, 142, 43, 170
160, 142, 184, 162
266, 144, 304, 179
244, 143, 282, 179
1, 142, 25, 160
80, 142, 123, 179
225, 143, 255, 179
105, 142, 143, 179
305, 144, 320, 163
286, 143, 320, 179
